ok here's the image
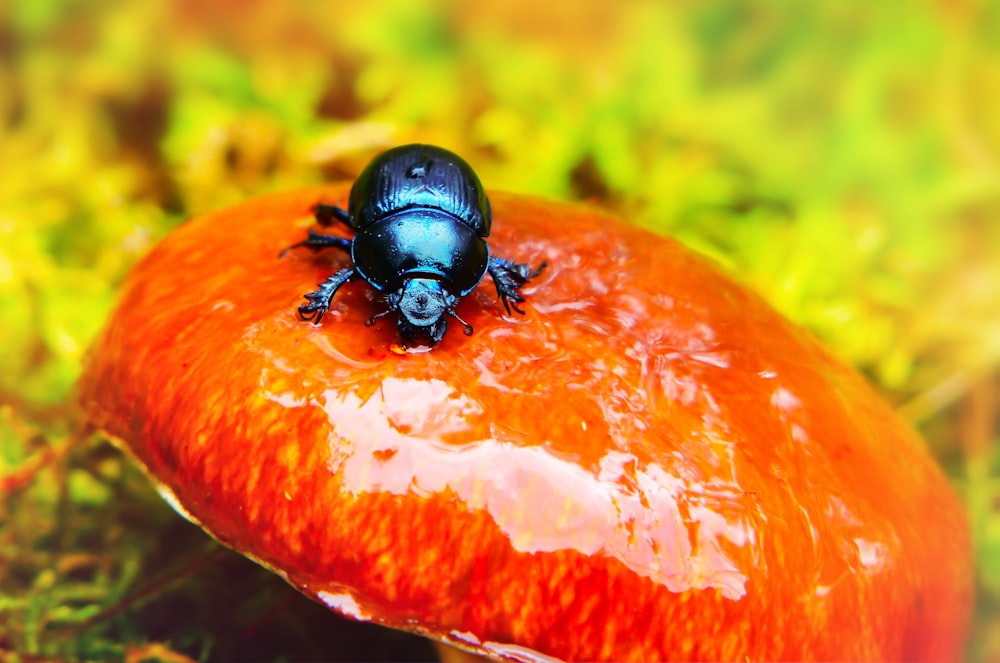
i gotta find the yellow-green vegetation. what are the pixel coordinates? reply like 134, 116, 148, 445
1, 0, 997, 660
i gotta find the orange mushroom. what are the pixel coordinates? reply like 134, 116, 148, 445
79, 186, 972, 661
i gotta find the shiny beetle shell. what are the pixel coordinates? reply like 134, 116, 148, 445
347, 144, 492, 236
285, 144, 544, 346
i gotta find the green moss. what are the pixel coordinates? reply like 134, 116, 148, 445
1, 0, 997, 659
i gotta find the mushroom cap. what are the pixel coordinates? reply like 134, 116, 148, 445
79, 186, 972, 661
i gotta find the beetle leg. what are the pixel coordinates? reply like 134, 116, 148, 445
487, 258, 547, 315
298, 267, 358, 323
279, 230, 352, 258
393, 317, 448, 347
428, 318, 449, 345
312, 202, 352, 227
396, 319, 422, 346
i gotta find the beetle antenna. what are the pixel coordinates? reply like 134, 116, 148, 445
365, 309, 394, 327
448, 309, 474, 336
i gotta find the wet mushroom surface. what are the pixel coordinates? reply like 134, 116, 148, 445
79, 186, 972, 661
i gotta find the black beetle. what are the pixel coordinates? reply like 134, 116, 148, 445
282, 144, 546, 345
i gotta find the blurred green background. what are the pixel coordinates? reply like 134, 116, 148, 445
1, 0, 998, 660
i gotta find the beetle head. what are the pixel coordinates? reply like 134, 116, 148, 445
401, 278, 452, 326
372, 277, 473, 345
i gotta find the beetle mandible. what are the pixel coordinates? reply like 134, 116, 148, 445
281, 144, 546, 346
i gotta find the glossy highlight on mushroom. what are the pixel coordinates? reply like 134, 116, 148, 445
78, 186, 973, 661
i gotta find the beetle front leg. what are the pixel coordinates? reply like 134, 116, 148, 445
487, 257, 547, 315
312, 202, 352, 228
298, 267, 358, 323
